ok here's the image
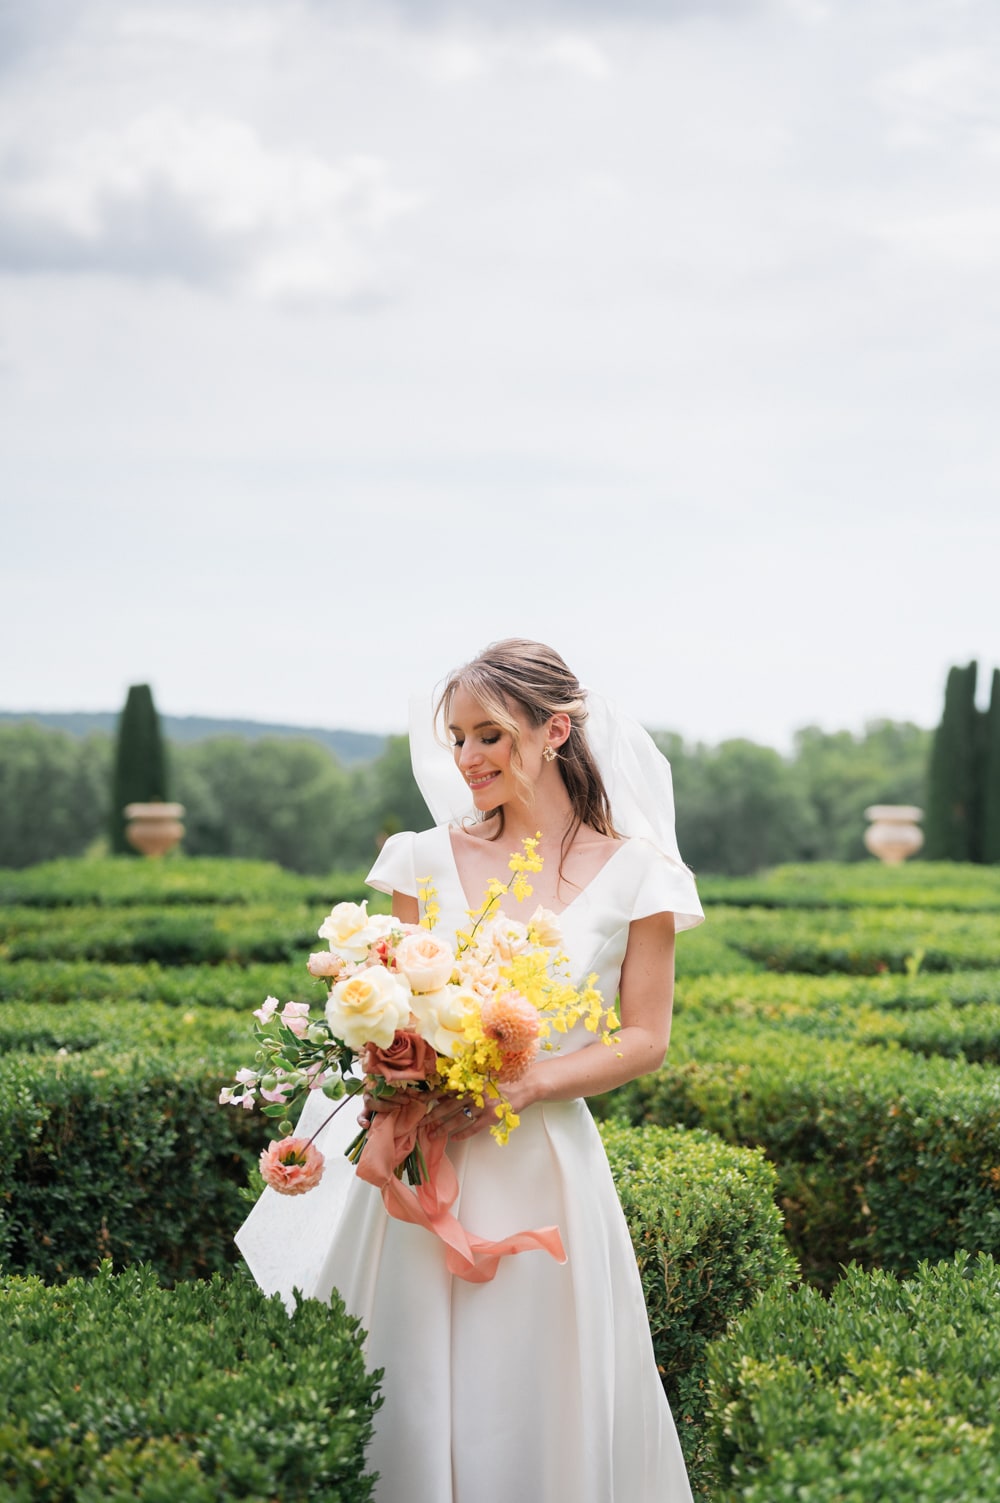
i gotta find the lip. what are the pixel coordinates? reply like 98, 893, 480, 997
467, 771, 500, 790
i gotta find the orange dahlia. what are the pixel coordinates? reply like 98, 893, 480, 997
481, 990, 540, 1054
497, 1043, 539, 1083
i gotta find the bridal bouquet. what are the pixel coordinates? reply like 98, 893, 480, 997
220, 838, 617, 1210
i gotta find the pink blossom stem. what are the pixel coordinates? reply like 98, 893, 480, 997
303, 1088, 358, 1149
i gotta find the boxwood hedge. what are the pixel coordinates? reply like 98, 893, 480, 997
600, 1124, 796, 1494
708, 1252, 1000, 1502
0, 1262, 381, 1502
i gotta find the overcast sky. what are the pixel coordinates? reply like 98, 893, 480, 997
2, 0, 998, 747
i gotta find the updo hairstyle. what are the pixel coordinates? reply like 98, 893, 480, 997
435, 639, 617, 850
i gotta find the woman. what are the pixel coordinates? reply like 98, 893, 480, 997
237, 638, 703, 1503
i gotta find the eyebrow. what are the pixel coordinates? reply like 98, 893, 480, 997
448, 721, 500, 732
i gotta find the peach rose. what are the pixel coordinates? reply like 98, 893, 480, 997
478, 915, 530, 961
364, 1029, 439, 1083
393, 931, 456, 994
259, 1136, 325, 1196
527, 906, 563, 948
307, 951, 344, 979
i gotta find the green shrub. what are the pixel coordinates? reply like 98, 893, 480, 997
0, 856, 371, 909
700, 860, 1000, 911
712, 903, 999, 973
0, 958, 307, 1010
708, 1253, 1000, 1502
600, 1124, 796, 1497
0, 1262, 380, 1502
0, 1050, 269, 1282
610, 1024, 1000, 1288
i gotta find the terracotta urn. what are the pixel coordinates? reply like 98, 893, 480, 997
863, 805, 924, 865
124, 802, 186, 857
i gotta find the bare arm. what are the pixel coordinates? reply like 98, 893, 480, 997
392, 892, 420, 925
509, 909, 676, 1109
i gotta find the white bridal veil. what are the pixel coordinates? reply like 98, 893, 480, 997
408, 686, 700, 905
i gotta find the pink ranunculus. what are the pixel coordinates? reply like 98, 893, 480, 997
259, 1136, 325, 1195
307, 951, 344, 979
280, 1001, 311, 1037
364, 1029, 439, 1084
253, 996, 280, 1025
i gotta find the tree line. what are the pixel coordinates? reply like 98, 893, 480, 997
0, 714, 931, 876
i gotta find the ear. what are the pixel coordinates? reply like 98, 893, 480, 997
547, 712, 572, 750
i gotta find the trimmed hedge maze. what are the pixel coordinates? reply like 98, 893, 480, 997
2, 852, 998, 1499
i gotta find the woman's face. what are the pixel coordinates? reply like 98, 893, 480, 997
448, 685, 547, 812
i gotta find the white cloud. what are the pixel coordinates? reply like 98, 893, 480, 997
0, 112, 420, 303
875, 47, 1000, 151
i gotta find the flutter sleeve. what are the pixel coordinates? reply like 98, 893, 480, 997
630, 838, 705, 933
366, 830, 418, 897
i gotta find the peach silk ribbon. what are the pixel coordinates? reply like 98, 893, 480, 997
354, 1097, 566, 1284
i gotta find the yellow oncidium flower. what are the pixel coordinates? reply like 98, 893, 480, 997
417, 875, 441, 931
427, 834, 620, 1146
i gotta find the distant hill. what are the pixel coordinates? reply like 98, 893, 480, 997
0, 711, 386, 766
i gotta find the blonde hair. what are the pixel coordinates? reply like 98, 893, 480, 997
435, 638, 616, 850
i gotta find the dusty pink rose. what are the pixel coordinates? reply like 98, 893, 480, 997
253, 997, 279, 1024
307, 951, 344, 979
481, 991, 541, 1054
279, 1001, 311, 1037
364, 1029, 439, 1083
259, 1136, 325, 1196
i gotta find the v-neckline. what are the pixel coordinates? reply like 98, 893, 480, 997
444, 827, 631, 920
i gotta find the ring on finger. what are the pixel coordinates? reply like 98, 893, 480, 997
462, 1106, 475, 1119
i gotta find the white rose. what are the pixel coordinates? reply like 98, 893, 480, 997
479, 915, 530, 961
393, 930, 457, 994
318, 901, 372, 961
410, 985, 477, 1058
527, 906, 563, 948
325, 967, 413, 1051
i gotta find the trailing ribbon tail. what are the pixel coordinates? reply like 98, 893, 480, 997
355, 1100, 566, 1284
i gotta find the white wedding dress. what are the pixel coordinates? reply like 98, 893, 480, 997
236, 823, 703, 1503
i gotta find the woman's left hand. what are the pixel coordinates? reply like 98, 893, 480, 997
423, 1092, 495, 1141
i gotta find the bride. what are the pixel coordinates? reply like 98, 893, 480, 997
237, 638, 704, 1503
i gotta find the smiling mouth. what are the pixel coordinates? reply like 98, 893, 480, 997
467, 772, 500, 789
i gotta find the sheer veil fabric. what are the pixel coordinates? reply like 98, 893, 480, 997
408, 686, 703, 930
236, 685, 703, 1502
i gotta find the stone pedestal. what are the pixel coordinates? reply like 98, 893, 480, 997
124, 802, 186, 857
863, 805, 924, 865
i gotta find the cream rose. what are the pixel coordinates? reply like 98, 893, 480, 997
318, 903, 400, 964
393, 930, 457, 994
527, 906, 563, 948
325, 967, 413, 1050
410, 984, 478, 1058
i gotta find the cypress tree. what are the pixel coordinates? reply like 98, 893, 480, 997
109, 684, 170, 854
924, 661, 980, 861
983, 668, 1000, 865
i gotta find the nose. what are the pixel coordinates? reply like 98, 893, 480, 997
458, 740, 480, 769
